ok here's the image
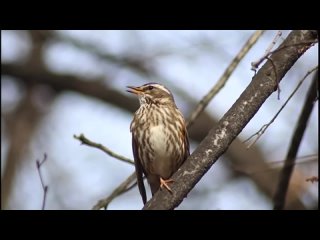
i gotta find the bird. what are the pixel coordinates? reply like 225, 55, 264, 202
127, 83, 190, 204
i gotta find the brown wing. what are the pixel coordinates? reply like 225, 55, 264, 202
132, 134, 147, 204
183, 126, 190, 161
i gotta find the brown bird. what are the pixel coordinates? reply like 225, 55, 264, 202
127, 83, 190, 204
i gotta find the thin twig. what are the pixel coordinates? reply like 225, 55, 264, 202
74, 134, 134, 165
251, 37, 317, 72
92, 174, 144, 210
36, 153, 48, 210
243, 66, 318, 149
74, 134, 137, 209
186, 30, 265, 127
273, 69, 318, 210
266, 56, 280, 99
251, 37, 318, 100
92, 172, 137, 210
251, 31, 282, 71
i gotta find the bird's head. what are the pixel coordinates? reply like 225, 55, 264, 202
127, 83, 175, 105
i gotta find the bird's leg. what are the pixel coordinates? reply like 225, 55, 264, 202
160, 177, 174, 193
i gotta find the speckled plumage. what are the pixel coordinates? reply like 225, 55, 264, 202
128, 83, 190, 204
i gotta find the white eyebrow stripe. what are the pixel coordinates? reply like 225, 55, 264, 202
151, 84, 171, 95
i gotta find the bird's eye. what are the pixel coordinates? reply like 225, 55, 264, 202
148, 86, 154, 90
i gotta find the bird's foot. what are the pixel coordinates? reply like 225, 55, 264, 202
160, 177, 174, 193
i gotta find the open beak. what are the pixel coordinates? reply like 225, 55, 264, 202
126, 86, 143, 95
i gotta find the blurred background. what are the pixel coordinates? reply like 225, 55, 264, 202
1, 30, 318, 210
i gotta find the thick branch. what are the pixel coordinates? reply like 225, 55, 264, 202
143, 30, 317, 210
1, 64, 138, 112
273, 71, 318, 210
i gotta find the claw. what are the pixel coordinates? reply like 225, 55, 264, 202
160, 177, 174, 193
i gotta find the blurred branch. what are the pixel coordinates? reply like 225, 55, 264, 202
1, 87, 43, 209
74, 134, 134, 165
92, 172, 137, 210
53, 32, 153, 76
1, 31, 50, 209
143, 30, 317, 210
36, 153, 49, 210
1, 63, 138, 112
237, 154, 318, 175
186, 30, 265, 127
53, 31, 196, 104
244, 66, 318, 148
273, 70, 318, 210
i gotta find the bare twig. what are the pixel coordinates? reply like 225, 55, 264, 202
36, 153, 48, 210
53, 32, 155, 77
266, 56, 280, 99
251, 34, 317, 100
92, 172, 137, 210
74, 134, 134, 165
273, 69, 318, 210
251, 35, 317, 72
243, 66, 318, 149
74, 134, 138, 209
92, 174, 145, 210
251, 31, 282, 71
186, 30, 265, 127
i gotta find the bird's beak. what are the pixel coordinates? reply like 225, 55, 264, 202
126, 86, 143, 95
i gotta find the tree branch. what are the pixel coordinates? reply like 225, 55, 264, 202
243, 66, 318, 148
143, 30, 317, 210
73, 134, 139, 209
1, 64, 139, 113
74, 134, 134, 165
92, 172, 137, 210
273, 70, 318, 210
36, 153, 48, 210
251, 30, 282, 71
186, 30, 265, 127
